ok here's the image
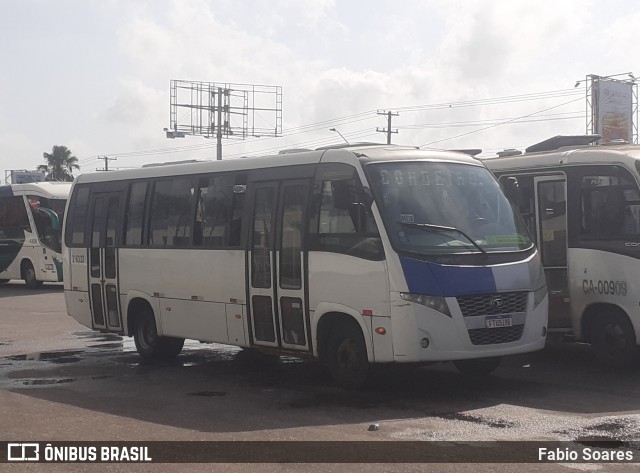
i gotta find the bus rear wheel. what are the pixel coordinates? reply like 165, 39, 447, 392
453, 357, 501, 376
592, 313, 638, 367
133, 310, 184, 360
327, 324, 369, 390
22, 261, 43, 288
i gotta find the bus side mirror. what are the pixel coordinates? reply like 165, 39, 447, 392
361, 186, 374, 207
503, 177, 519, 205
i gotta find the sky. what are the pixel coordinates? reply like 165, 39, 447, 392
1, 0, 639, 180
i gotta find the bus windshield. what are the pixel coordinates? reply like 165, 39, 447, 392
367, 161, 533, 255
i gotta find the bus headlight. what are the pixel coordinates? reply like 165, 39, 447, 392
533, 285, 548, 310
400, 293, 451, 317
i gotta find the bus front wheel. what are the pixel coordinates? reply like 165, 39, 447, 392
327, 324, 369, 390
592, 313, 638, 367
22, 261, 43, 289
453, 357, 501, 376
133, 311, 184, 360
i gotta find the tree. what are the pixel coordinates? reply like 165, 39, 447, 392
38, 145, 80, 182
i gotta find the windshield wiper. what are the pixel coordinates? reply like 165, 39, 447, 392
398, 222, 487, 256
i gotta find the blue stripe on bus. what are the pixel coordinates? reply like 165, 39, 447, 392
399, 256, 496, 297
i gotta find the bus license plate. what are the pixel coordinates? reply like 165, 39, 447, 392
485, 316, 512, 328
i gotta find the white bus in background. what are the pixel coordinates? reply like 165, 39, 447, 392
484, 135, 640, 367
62, 144, 548, 388
0, 182, 72, 287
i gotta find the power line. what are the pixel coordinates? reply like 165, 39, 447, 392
399, 111, 584, 129
419, 96, 584, 147
395, 88, 583, 113
76, 87, 589, 165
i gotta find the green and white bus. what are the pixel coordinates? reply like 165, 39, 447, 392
0, 182, 71, 287
63, 144, 548, 388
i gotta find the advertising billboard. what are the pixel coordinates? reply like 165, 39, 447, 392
10, 171, 46, 184
592, 78, 634, 143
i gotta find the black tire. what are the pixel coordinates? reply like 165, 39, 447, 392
327, 323, 369, 390
22, 261, 43, 288
591, 313, 638, 367
453, 357, 502, 376
133, 309, 184, 360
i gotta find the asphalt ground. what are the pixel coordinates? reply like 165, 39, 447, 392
1, 282, 640, 472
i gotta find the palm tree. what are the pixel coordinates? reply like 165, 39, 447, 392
38, 145, 80, 181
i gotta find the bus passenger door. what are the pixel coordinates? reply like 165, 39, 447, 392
248, 182, 280, 348
88, 192, 123, 332
535, 176, 571, 329
247, 180, 311, 352
275, 181, 310, 351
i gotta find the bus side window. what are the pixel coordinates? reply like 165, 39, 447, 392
311, 168, 383, 260
580, 173, 640, 237
67, 187, 89, 247
123, 182, 148, 246
148, 178, 197, 248
0, 196, 30, 240
194, 173, 246, 248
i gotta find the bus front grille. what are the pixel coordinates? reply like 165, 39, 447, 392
467, 325, 524, 345
456, 292, 528, 318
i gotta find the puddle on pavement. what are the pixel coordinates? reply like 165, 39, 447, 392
434, 412, 515, 429
583, 420, 627, 433
0, 338, 273, 390
7, 350, 85, 364
553, 418, 640, 445
74, 332, 123, 342
20, 378, 75, 386
87, 342, 124, 349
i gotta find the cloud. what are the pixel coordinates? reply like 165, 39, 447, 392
4, 0, 635, 175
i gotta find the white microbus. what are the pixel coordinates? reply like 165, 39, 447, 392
0, 182, 71, 287
484, 135, 640, 366
63, 144, 547, 388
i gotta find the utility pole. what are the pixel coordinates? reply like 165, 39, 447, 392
216, 87, 223, 160
97, 156, 117, 171
376, 110, 399, 144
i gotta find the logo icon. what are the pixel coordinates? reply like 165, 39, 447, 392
489, 297, 504, 310
7, 443, 40, 462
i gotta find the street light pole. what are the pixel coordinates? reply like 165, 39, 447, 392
329, 128, 349, 144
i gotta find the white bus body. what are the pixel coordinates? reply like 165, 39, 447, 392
0, 182, 71, 287
484, 136, 640, 366
63, 145, 547, 387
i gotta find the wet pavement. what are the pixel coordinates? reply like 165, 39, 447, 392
2, 324, 640, 445
2, 283, 640, 471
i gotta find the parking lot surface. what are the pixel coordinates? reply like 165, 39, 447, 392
1, 283, 640, 472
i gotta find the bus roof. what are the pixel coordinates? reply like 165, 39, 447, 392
72, 145, 484, 185
482, 141, 640, 172
0, 181, 72, 199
